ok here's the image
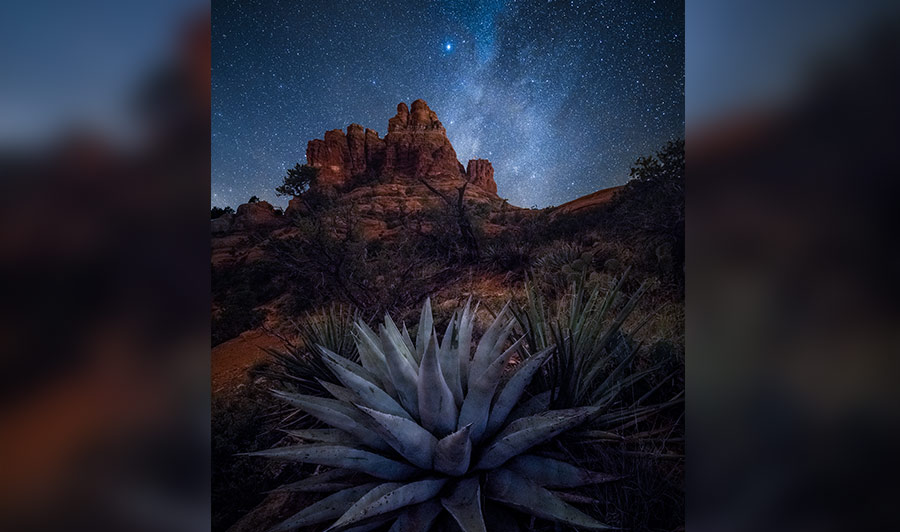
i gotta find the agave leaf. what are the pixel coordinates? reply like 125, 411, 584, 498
476, 407, 599, 469
468, 303, 511, 384
329, 479, 448, 531
483, 345, 554, 438
384, 313, 418, 368
552, 491, 599, 505
433, 424, 472, 477
441, 477, 486, 532
272, 390, 390, 451
353, 320, 396, 397
319, 349, 412, 420
248, 444, 417, 480
357, 405, 437, 470
318, 345, 380, 383
401, 323, 418, 363
507, 390, 551, 421
379, 323, 420, 419
458, 336, 524, 442
319, 379, 366, 404
489, 321, 518, 365
438, 312, 463, 406
457, 298, 475, 392
268, 482, 381, 532
418, 333, 458, 436
388, 500, 443, 532
484, 469, 613, 529
506, 455, 620, 488
285, 428, 361, 446
415, 297, 434, 362
274, 468, 369, 493
328, 482, 401, 531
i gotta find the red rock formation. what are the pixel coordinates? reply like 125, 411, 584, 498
210, 212, 234, 233
284, 196, 309, 218
304, 99, 497, 193
306, 129, 351, 187
466, 159, 496, 194
346, 124, 367, 177
388, 102, 410, 132
382, 99, 466, 179
364, 128, 385, 170
233, 201, 282, 230
550, 185, 625, 218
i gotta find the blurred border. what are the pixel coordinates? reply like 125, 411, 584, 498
0, 2, 210, 531
688, 0, 900, 530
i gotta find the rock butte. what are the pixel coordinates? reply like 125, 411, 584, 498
213, 101, 510, 246
213, 99, 617, 248
304, 99, 496, 194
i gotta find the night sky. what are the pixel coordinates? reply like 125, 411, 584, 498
212, 0, 683, 209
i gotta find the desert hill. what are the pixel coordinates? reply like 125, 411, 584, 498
211, 99, 626, 270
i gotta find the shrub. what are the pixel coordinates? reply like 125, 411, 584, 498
211, 260, 285, 345
276, 164, 320, 197
211, 206, 234, 219
482, 240, 533, 273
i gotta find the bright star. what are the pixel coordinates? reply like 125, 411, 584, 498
445, 43, 452, 51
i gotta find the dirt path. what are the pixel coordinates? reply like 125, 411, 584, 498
211, 328, 283, 396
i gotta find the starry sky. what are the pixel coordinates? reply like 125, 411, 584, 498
212, 0, 683, 209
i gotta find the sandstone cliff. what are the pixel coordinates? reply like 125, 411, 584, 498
304, 99, 494, 193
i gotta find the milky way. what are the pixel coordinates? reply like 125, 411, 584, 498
212, 0, 683, 209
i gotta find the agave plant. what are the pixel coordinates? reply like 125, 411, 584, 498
251, 298, 616, 532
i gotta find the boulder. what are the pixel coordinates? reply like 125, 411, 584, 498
304, 99, 491, 188
233, 201, 281, 230
210, 212, 234, 233
284, 196, 309, 218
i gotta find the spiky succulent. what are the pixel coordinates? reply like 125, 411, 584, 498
251, 298, 616, 532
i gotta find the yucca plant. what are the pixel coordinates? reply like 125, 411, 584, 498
263, 304, 358, 396
250, 298, 617, 531
482, 241, 533, 272
513, 269, 658, 409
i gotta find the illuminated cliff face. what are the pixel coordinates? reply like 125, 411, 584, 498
305, 100, 496, 193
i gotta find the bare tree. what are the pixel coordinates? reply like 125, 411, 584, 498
418, 178, 480, 261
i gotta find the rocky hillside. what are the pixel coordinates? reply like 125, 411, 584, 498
214, 99, 507, 235
213, 100, 529, 267
550, 184, 624, 218
210, 99, 632, 269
